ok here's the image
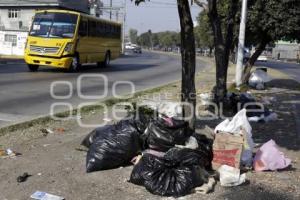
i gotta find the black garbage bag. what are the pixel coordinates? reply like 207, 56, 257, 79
164, 147, 210, 169
134, 107, 155, 134
130, 154, 157, 186
81, 125, 114, 148
143, 117, 190, 152
229, 93, 267, 118
193, 134, 214, 169
130, 148, 209, 197
86, 120, 142, 173
81, 119, 141, 148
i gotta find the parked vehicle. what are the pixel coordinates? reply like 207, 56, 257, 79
257, 55, 268, 62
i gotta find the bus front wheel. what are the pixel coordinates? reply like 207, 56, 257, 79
68, 56, 81, 72
28, 64, 39, 72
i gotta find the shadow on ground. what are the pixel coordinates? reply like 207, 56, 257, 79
220, 183, 295, 200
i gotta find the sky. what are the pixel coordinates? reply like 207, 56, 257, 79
100, 0, 202, 34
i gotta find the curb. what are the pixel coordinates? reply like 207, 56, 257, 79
0, 59, 25, 65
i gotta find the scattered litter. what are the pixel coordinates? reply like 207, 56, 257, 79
131, 155, 143, 165
0, 148, 20, 158
140, 100, 183, 118
17, 172, 31, 183
41, 128, 53, 136
43, 144, 51, 147
37, 173, 42, 176
199, 93, 213, 106
75, 146, 88, 152
56, 128, 66, 133
261, 96, 277, 105
248, 112, 278, 123
103, 117, 112, 122
249, 69, 272, 90
175, 136, 199, 150
253, 140, 291, 171
195, 177, 216, 194
158, 101, 183, 118
218, 165, 246, 187
264, 112, 278, 122
215, 109, 254, 167
30, 191, 64, 200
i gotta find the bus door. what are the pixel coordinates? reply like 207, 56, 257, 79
76, 18, 89, 64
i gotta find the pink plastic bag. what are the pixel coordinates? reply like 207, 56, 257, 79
254, 140, 291, 171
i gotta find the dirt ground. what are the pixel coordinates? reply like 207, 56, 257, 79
0, 65, 300, 200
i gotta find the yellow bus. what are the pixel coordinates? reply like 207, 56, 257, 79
24, 10, 122, 72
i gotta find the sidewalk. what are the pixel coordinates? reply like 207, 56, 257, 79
0, 55, 24, 64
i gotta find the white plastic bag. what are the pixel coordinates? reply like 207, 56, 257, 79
215, 109, 254, 166
140, 100, 183, 118
218, 165, 246, 187
249, 69, 272, 89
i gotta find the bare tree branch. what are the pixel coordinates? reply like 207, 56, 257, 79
193, 0, 208, 10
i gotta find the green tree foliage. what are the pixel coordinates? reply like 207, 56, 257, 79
137, 31, 151, 47
242, 0, 300, 82
137, 31, 181, 48
129, 29, 138, 44
194, 11, 214, 52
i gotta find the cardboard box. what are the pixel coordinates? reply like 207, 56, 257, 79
212, 132, 244, 170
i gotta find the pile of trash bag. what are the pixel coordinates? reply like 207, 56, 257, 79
228, 92, 277, 123
83, 108, 213, 197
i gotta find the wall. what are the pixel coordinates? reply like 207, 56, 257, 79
272, 42, 300, 61
0, 30, 28, 56
0, 8, 34, 31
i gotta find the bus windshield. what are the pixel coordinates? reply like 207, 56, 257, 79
29, 12, 78, 38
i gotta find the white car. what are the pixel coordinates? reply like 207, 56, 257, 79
125, 43, 135, 50
257, 55, 268, 62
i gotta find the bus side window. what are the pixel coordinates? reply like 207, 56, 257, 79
96, 22, 101, 37
79, 20, 87, 37
112, 25, 116, 38
117, 26, 121, 39
106, 24, 111, 37
88, 20, 97, 37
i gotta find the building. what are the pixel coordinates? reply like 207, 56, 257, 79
272, 40, 300, 61
0, 0, 102, 57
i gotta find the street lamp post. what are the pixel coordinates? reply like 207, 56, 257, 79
235, 0, 248, 87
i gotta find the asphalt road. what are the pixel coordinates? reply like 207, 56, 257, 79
256, 60, 300, 82
0, 51, 209, 127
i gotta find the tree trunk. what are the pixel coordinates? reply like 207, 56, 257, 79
177, 0, 196, 132
242, 39, 269, 83
207, 0, 237, 104
209, 47, 213, 57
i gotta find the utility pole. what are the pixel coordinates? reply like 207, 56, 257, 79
110, 0, 112, 20
122, 0, 127, 54
235, 0, 248, 87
